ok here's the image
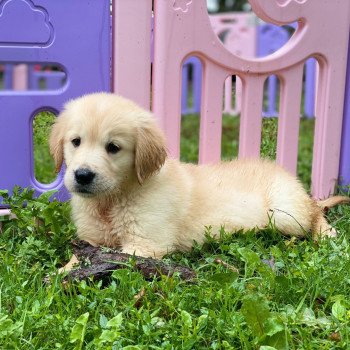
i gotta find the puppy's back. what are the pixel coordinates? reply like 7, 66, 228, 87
178, 158, 314, 239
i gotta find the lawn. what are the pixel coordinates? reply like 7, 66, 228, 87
0, 113, 349, 349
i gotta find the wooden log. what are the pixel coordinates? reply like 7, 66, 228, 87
64, 241, 196, 282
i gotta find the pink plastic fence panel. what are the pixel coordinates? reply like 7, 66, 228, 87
0, 0, 111, 204
210, 12, 256, 115
152, 0, 350, 198
257, 23, 290, 117
12, 64, 28, 91
181, 17, 317, 118
258, 23, 317, 119
112, 0, 153, 110
1, 63, 27, 90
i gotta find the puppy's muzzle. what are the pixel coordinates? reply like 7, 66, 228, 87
74, 168, 96, 186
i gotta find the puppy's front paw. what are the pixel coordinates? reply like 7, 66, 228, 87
121, 245, 161, 259
58, 254, 80, 274
121, 246, 138, 256
121, 246, 151, 257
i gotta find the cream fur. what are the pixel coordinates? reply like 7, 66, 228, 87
50, 93, 345, 259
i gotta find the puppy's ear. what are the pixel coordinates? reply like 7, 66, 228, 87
135, 121, 167, 184
49, 116, 65, 172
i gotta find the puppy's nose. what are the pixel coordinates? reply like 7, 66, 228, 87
74, 168, 95, 185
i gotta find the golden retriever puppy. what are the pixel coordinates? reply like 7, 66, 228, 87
50, 93, 348, 259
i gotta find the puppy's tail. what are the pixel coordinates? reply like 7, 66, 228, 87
317, 195, 350, 210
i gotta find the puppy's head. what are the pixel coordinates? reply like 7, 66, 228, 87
49, 93, 167, 197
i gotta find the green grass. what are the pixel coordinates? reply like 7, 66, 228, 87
0, 113, 349, 349
33, 111, 56, 184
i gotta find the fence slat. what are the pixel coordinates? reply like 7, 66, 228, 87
276, 64, 304, 174
238, 75, 265, 158
199, 63, 227, 163
112, 0, 152, 110
312, 58, 348, 198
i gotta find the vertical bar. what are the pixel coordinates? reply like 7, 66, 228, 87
276, 64, 304, 174
239, 75, 265, 158
224, 76, 232, 114
235, 76, 243, 115
312, 59, 347, 198
112, 0, 152, 110
152, 0, 184, 159
13, 64, 28, 91
153, 59, 182, 158
199, 62, 227, 164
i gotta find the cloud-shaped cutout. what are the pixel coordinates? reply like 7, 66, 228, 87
173, 0, 193, 13
276, 0, 308, 5
0, 0, 53, 47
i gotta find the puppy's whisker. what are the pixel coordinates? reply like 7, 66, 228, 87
269, 208, 308, 234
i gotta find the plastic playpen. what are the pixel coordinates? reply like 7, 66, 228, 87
0, 0, 350, 211
181, 15, 317, 118
2, 13, 316, 118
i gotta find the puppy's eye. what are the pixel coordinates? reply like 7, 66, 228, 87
71, 138, 81, 147
106, 142, 121, 154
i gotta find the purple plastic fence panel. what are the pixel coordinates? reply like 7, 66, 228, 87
304, 58, 317, 118
0, 0, 111, 204
3, 64, 13, 89
181, 57, 202, 115
257, 23, 316, 118
339, 42, 350, 190
28, 69, 66, 90
0, 63, 14, 90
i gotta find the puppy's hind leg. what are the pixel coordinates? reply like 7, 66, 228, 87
312, 195, 350, 240
312, 214, 337, 240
